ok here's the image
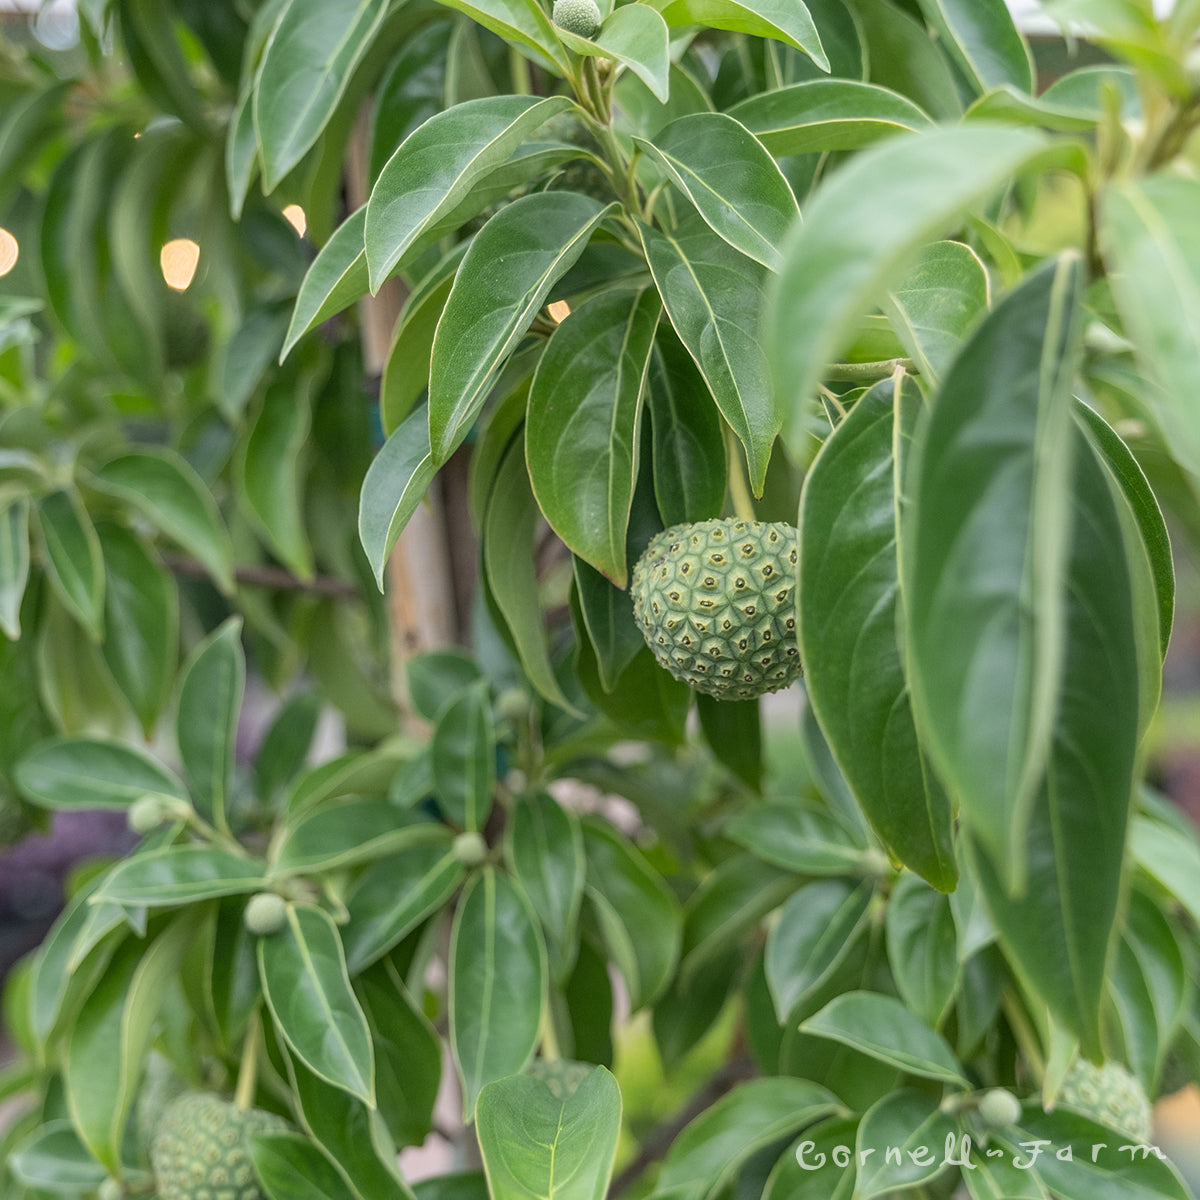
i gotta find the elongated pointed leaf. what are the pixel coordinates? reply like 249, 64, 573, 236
639, 216, 776, 494
557, 4, 670, 101
573, 557, 645, 692
648, 0, 828, 70
450, 869, 546, 1118
250, 1132, 356, 1200
726, 802, 868, 875
365, 95, 573, 290
634, 114, 797, 270
527, 288, 660, 585
432, 680, 495, 831
903, 257, 1084, 888
766, 125, 1066, 453
259, 903, 375, 1105
176, 617, 244, 830
16, 736, 187, 810
7, 1121, 108, 1193
271, 801, 440, 876
800, 375, 956, 890
729, 80, 933, 155
855, 1090, 959, 1199
884, 873, 960, 1027
94, 846, 263, 905
477, 1067, 621, 1200
0, 497, 30, 640
429, 191, 613, 465
914, 0, 1034, 95
253, 0, 390, 189
35, 489, 104, 639
432, 0, 566, 74
282, 206, 368, 360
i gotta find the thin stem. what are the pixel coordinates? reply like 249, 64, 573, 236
1002, 991, 1046, 1081
234, 1011, 262, 1111
824, 358, 916, 383
723, 424, 757, 522
162, 554, 359, 599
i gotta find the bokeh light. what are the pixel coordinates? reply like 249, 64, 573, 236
160, 238, 200, 291
0, 228, 19, 278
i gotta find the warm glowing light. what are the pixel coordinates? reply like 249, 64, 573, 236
160, 238, 200, 290
547, 300, 571, 323
282, 204, 307, 236
0, 228, 18, 278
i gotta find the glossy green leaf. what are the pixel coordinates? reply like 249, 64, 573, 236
176, 617, 244, 830
634, 114, 797, 270
765, 880, 874, 1021
557, 3, 670, 101
966, 65, 1140, 130
406, 649, 482, 722
761, 1117, 859, 1200
35, 489, 104, 640
767, 124, 1064, 452
647, 0, 828, 69
91, 449, 235, 594
342, 836, 463, 973
97, 524, 177, 736
802, 991, 968, 1084
646, 325, 726, 526
652, 1077, 843, 1200
365, 95, 573, 290
914, 0, 1033, 94
259, 903, 375, 1104
728, 79, 932, 155
885, 240, 990, 383
855, 0, 962, 119
903, 256, 1084, 886
1102, 174, 1200, 479
272, 800, 439, 876
226, 86, 259, 219
483, 440, 576, 712
800, 374, 956, 889
450, 868, 546, 1118
282, 207, 368, 360
432, 0, 566, 74
431, 680, 495, 831
639, 215, 775, 494
6, 1120, 108, 1192
16, 735, 187, 810
855, 1089, 959, 1198
253, 0, 390, 189
885, 872, 960, 1027
696, 694, 762, 790
255, 692, 321, 807
0, 497, 30, 640
1132, 815, 1200, 929
251, 1132, 357, 1200
581, 816, 680, 1009
429, 191, 613, 465
94, 845, 263, 905
726, 802, 867, 875
477, 1067, 621, 1200
573, 557, 645, 693
117, 0, 206, 128
527, 288, 660, 585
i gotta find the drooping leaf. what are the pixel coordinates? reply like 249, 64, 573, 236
250, 1132, 357, 1200
431, 0, 567, 74
16, 736, 187, 811
35, 489, 104, 640
431, 679, 495, 831
884, 872, 961, 1027
572, 557, 645, 693
93, 846, 264, 906
0, 497, 30, 640
646, 0, 829, 70
726, 801, 868, 875
913, 0, 1034, 95
557, 4, 670, 101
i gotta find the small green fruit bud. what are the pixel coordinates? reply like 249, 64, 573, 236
128, 795, 167, 834
98, 1179, 122, 1200
552, 0, 601, 38
495, 688, 531, 723
244, 892, 288, 936
978, 1088, 1022, 1129
453, 832, 488, 866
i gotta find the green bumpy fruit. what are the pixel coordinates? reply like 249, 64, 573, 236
243, 892, 288, 936
977, 1088, 1023, 1129
552, 0, 601, 37
150, 1092, 289, 1200
1057, 1059, 1153, 1142
631, 519, 802, 701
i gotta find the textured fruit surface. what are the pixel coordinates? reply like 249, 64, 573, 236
978, 1088, 1022, 1129
1057, 1059, 1152, 1142
631, 519, 802, 701
150, 1091, 289, 1200
552, 0, 601, 37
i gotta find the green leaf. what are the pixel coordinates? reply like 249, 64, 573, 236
726, 802, 868, 875
91, 449, 235, 594
639, 215, 776, 494
250, 1132, 357, 1200
646, 0, 829, 70
407, 649, 482, 722
477, 1067, 622, 1200
855, 0, 963, 120
728, 79, 933, 155
799, 374, 956, 890
914, 0, 1034, 94
652, 1078, 843, 1200
635, 114, 797, 271
573, 557, 645, 692
272, 800, 440, 876
558, 4, 670, 101
884, 873, 960, 1027
696, 694, 762, 790
450, 868, 547, 1118
240, 372, 314, 579
1101, 174, 1200, 479
429, 191, 614, 465
283, 207, 369, 360
969, 424, 1146, 1058
646, 326, 727, 526
0, 497, 30, 640
259, 903, 375, 1105
94, 845, 264, 906
432, 0, 566, 74
365, 95, 573, 290
884, 240, 990, 383
855, 1089, 959, 1199
527, 288, 661, 585
1132, 815, 1200, 930
7, 1120, 108, 1192
431, 680, 496, 831
253, 0, 390, 190
255, 692, 321, 806
799, 991, 968, 1085
342, 837, 463, 973
35, 489, 104, 640
97, 524, 177, 736
483, 439, 577, 712
767, 124, 1066, 454
226, 86, 259, 219
176, 617, 244, 830
765, 880, 874, 1021
761, 1118, 859, 1200
64, 915, 195, 1174
16, 736, 187, 810
117, 0, 206, 128
581, 816, 680, 1010
902, 256, 1084, 887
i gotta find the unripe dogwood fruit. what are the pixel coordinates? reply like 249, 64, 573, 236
128, 795, 169, 834
978, 1088, 1022, 1129
453, 831, 488, 866
552, 0, 601, 38
243, 892, 288, 936
495, 688, 531, 723
98, 1179, 122, 1200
